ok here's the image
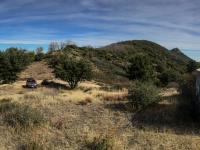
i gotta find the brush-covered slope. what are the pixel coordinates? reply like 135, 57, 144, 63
49, 40, 192, 87
102, 40, 191, 72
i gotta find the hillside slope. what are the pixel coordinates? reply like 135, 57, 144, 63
76, 40, 192, 86
104, 40, 191, 72
19, 40, 192, 88
19, 61, 54, 80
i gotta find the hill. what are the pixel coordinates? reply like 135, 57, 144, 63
65, 40, 192, 87
100, 40, 191, 72
15, 40, 193, 88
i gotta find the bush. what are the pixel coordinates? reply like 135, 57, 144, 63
186, 60, 199, 73
158, 69, 180, 86
89, 136, 115, 150
3, 105, 46, 129
35, 53, 45, 61
0, 98, 18, 114
128, 81, 162, 111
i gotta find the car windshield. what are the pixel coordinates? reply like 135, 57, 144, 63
27, 79, 36, 82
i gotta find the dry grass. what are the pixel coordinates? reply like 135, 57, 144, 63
19, 61, 54, 80
103, 93, 129, 101
0, 83, 200, 149
0, 62, 200, 149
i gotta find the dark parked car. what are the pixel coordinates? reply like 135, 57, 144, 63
26, 78, 37, 88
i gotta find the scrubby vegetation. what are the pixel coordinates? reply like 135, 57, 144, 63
0, 98, 47, 130
53, 57, 94, 89
0, 47, 31, 84
0, 40, 200, 149
128, 81, 162, 111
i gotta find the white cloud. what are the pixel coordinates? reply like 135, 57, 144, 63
0, 0, 200, 58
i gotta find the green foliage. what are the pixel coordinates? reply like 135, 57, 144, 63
47, 52, 67, 68
176, 73, 199, 121
128, 81, 162, 111
158, 70, 180, 86
155, 64, 167, 73
45, 40, 192, 87
53, 57, 93, 89
65, 44, 78, 49
186, 60, 199, 73
0, 47, 31, 84
35, 53, 45, 61
127, 53, 151, 80
119, 40, 191, 74
90, 136, 115, 150
27, 51, 35, 62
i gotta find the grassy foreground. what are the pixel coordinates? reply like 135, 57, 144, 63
0, 80, 200, 150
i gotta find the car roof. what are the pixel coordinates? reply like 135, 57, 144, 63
27, 78, 36, 81
27, 78, 35, 80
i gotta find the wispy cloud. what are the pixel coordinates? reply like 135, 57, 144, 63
0, 0, 200, 59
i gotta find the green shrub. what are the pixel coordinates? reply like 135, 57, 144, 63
128, 81, 162, 111
186, 60, 199, 73
158, 69, 180, 86
35, 53, 45, 61
0, 99, 46, 129
0, 47, 31, 84
90, 136, 115, 150
28, 51, 35, 62
127, 53, 152, 81
4, 105, 46, 129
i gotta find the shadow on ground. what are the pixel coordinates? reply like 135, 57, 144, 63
40, 79, 70, 90
104, 102, 128, 112
104, 94, 200, 136
130, 100, 200, 135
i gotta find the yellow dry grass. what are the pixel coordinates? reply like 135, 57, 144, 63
0, 82, 200, 149
0, 62, 200, 149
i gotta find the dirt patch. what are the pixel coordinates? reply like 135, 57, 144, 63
19, 61, 54, 80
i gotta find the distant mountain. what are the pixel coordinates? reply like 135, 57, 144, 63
99, 40, 191, 71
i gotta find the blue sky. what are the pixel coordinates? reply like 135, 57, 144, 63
0, 0, 200, 61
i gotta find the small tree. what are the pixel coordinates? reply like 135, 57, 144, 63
36, 46, 44, 54
0, 47, 31, 84
48, 42, 59, 53
27, 51, 35, 62
53, 57, 93, 89
127, 53, 151, 80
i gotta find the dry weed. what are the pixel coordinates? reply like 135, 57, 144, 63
1, 78, 200, 150
103, 93, 129, 101
85, 97, 92, 103
86, 119, 123, 150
